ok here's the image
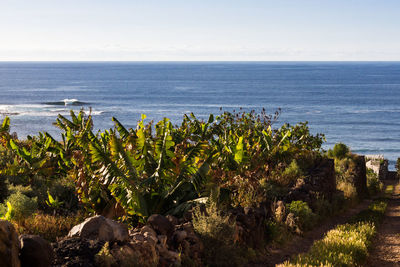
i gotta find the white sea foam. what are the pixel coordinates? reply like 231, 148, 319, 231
62, 98, 79, 106
0, 103, 103, 117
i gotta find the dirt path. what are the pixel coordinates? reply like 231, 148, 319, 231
249, 197, 373, 267
365, 180, 400, 267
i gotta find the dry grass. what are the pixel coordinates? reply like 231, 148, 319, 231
13, 212, 86, 242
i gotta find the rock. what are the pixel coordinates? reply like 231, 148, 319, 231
52, 237, 105, 267
68, 215, 129, 242
104, 241, 158, 267
143, 232, 158, 246
140, 225, 157, 238
147, 214, 174, 236
273, 201, 286, 223
19, 235, 53, 267
165, 215, 179, 226
157, 235, 167, 248
173, 230, 187, 244
157, 245, 180, 265
0, 219, 20, 267
131, 233, 145, 242
174, 223, 204, 262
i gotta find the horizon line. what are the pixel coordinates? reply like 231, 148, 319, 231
0, 60, 400, 63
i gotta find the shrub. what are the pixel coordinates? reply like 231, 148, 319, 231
366, 168, 383, 196
337, 180, 357, 201
282, 160, 304, 184
8, 183, 34, 197
285, 200, 317, 231
192, 203, 245, 266
311, 194, 333, 218
266, 221, 293, 245
328, 143, 349, 159
269, 160, 304, 188
0, 191, 37, 221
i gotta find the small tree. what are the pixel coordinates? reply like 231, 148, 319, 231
328, 143, 349, 159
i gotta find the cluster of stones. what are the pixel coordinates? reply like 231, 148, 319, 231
0, 214, 204, 267
0, 220, 53, 267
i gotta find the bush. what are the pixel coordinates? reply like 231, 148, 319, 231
192, 203, 245, 267
0, 191, 38, 221
328, 143, 349, 159
282, 160, 304, 183
311, 195, 333, 218
269, 160, 305, 187
286, 200, 317, 231
366, 168, 383, 196
8, 183, 34, 197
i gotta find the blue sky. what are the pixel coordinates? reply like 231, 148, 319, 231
0, 0, 399, 61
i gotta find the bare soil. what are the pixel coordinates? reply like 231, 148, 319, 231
365, 180, 400, 267
249, 198, 373, 266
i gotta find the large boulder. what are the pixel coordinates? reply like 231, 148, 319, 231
147, 214, 174, 236
68, 215, 129, 242
19, 235, 53, 267
0, 219, 20, 267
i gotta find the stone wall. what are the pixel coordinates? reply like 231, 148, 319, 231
352, 155, 369, 199
285, 157, 336, 204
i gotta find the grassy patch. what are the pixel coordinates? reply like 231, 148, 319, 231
281, 199, 387, 267
13, 212, 86, 242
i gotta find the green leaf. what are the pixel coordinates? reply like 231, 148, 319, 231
234, 136, 244, 164
0, 116, 10, 133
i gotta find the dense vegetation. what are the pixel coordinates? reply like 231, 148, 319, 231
0, 109, 324, 222
0, 109, 389, 266
282, 186, 393, 267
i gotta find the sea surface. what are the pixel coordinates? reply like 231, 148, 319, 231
0, 62, 399, 168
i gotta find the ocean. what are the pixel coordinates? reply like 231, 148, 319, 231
0, 62, 399, 168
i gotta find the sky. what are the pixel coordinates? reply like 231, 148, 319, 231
0, 0, 399, 61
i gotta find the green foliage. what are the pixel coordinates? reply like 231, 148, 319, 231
192, 202, 244, 267
396, 158, 400, 177
284, 200, 387, 267
285, 222, 375, 266
45, 191, 64, 213
0, 201, 14, 221
286, 200, 317, 230
266, 220, 293, 245
334, 155, 360, 201
0, 110, 326, 223
328, 142, 349, 159
366, 168, 383, 196
0, 191, 38, 221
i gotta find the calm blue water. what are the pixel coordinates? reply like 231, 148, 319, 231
0, 62, 399, 168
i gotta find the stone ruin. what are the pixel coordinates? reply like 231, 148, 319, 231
365, 155, 398, 180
